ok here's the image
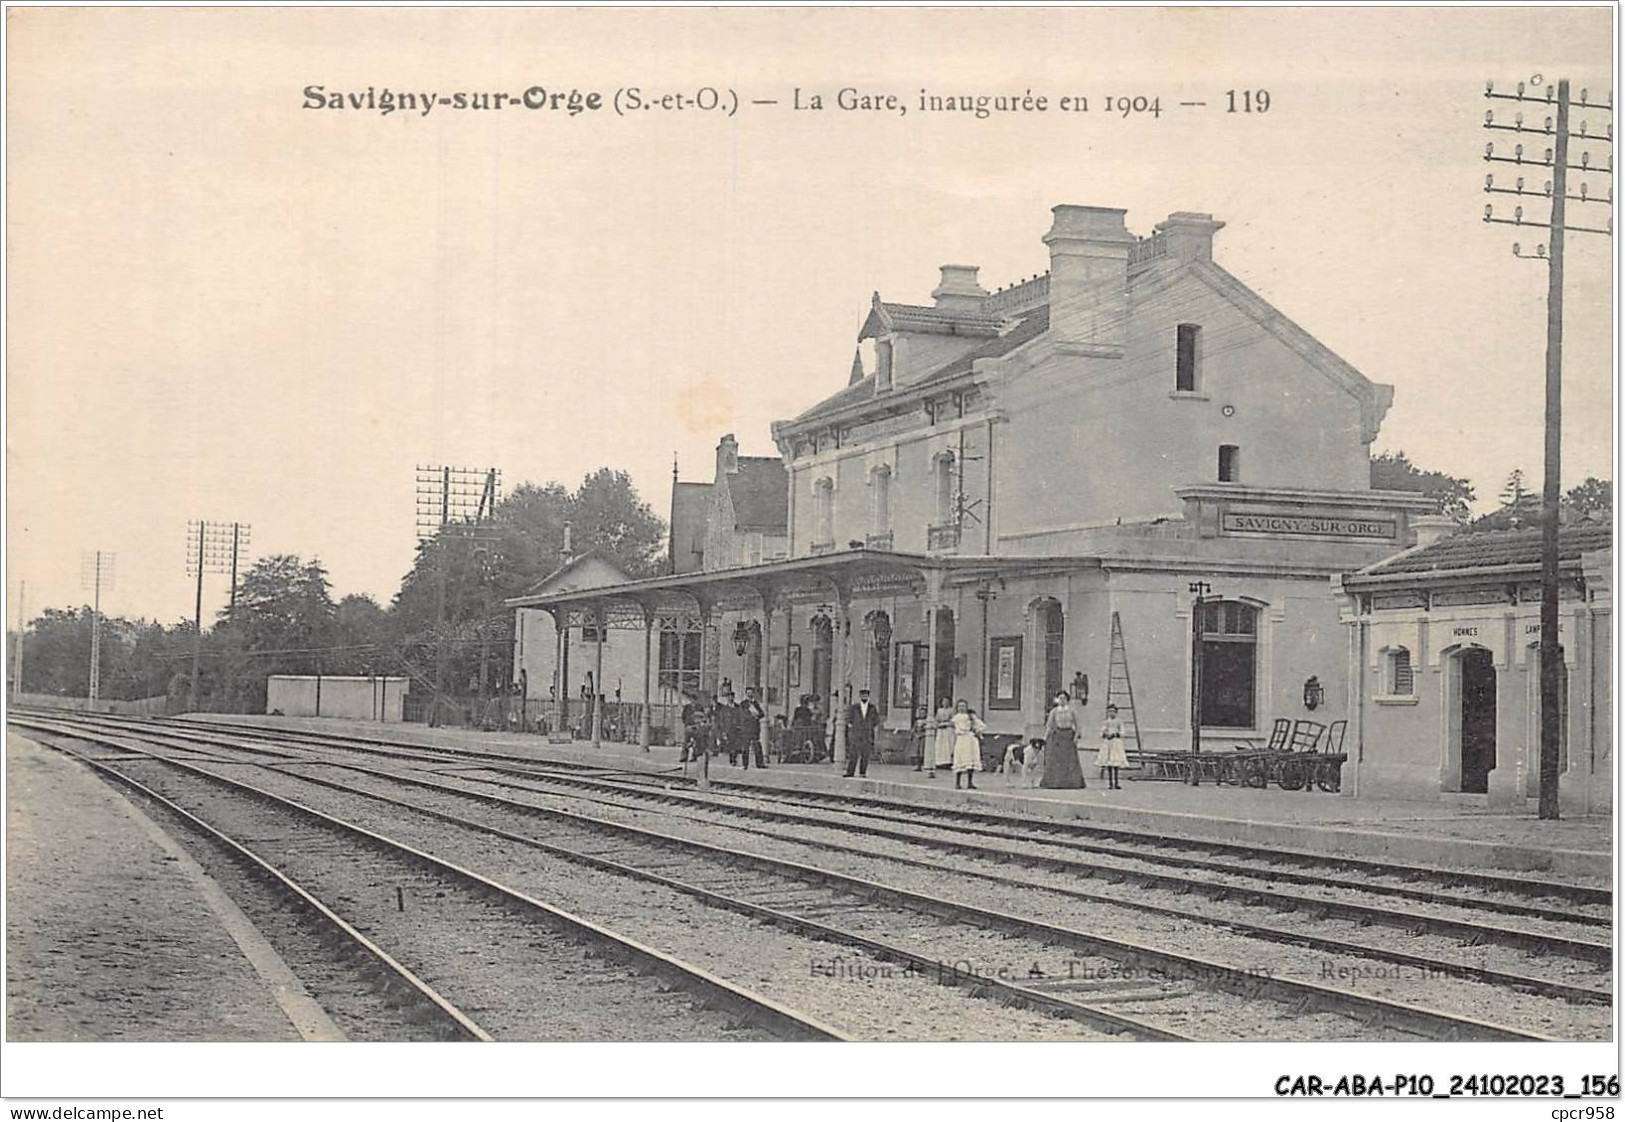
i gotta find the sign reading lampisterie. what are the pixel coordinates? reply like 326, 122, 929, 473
1221, 511, 1397, 539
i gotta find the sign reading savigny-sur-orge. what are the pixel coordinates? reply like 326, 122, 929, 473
1221, 511, 1398, 540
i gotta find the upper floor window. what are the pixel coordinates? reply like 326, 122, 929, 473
933, 453, 956, 523
871, 465, 892, 534
1176, 323, 1202, 392
1218, 444, 1241, 483
875, 340, 894, 392
813, 477, 834, 544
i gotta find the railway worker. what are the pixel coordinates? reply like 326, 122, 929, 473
950, 700, 986, 790
1040, 689, 1086, 789
843, 688, 880, 778
738, 687, 767, 769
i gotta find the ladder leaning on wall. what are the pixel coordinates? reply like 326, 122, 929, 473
1105, 612, 1144, 755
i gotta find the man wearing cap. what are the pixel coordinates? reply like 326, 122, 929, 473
844, 687, 880, 778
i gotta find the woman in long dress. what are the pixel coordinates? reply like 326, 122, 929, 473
931, 697, 956, 774
1041, 690, 1087, 789
950, 700, 986, 789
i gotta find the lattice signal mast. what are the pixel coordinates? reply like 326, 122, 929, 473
79, 551, 115, 702
413, 466, 501, 726
1481, 75, 1612, 819
186, 520, 251, 711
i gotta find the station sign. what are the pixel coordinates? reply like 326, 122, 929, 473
1221, 510, 1397, 540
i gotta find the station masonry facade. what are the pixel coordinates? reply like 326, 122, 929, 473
511, 201, 1461, 791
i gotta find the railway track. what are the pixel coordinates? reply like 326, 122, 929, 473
16, 722, 843, 1042
14, 715, 1583, 1041
62, 715, 1610, 966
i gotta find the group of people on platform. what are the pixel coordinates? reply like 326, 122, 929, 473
921, 692, 1127, 791
678, 684, 767, 769
676, 680, 1126, 792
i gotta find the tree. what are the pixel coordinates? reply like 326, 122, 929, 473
1565, 477, 1613, 522
210, 554, 338, 711
1370, 451, 1476, 524
1500, 468, 1530, 508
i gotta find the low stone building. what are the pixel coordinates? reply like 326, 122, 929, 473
1336, 522, 1612, 812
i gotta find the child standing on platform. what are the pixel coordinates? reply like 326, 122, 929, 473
1098, 704, 1129, 790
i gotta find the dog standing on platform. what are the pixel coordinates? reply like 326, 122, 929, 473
1003, 738, 1045, 787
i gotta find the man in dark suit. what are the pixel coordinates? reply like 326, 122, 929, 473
739, 687, 766, 769
844, 688, 880, 777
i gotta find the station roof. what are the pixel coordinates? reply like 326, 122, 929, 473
1344, 521, 1613, 588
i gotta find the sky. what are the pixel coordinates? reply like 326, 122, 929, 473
7, 5, 1615, 628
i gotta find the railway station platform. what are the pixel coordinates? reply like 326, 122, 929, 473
182, 715, 1612, 882
6, 732, 340, 1041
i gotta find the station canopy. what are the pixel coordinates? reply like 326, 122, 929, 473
504, 547, 1087, 630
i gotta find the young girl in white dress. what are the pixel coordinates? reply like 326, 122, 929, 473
930, 697, 956, 776
950, 700, 986, 789
1098, 704, 1129, 790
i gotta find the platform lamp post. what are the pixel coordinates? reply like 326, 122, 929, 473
1187, 581, 1212, 786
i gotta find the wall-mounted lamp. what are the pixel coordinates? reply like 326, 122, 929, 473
1302, 675, 1324, 711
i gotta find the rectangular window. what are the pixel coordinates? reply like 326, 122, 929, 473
1218, 444, 1241, 483
1389, 649, 1414, 696
1176, 324, 1201, 392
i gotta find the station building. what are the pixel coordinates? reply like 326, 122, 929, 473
1336, 522, 1613, 812
508, 202, 1437, 767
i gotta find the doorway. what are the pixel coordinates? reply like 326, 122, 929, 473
810, 614, 833, 724
1458, 648, 1497, 794
932, 607, 956, 711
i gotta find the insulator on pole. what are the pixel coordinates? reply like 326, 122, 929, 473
1484, 203, 1494, 221
1514, 143, 1525, 161
1580, 182, 1589, 201
1486, 79, 1495, 94
1512, 241, 1521, 255
1485, 109, 1495, 124
1545, 117, 1554, 133
1485, 142, 1495, 158
1515, 112, 1524, 129
1537, 244, 1547, 258
1516, 176, 1526, 191
1580, 151, 1591, 169
1514, 205, 1524, 223
1485, 173, 1495, 190
1543, 180, 1552, 195
1517, 81, 1526, 97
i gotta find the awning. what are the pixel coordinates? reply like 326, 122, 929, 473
504, 547, 1090, 629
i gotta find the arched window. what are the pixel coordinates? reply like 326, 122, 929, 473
871, 465, 892, 536
813, 477, 834, 546
1198, 600, 1258, 728
933, 452, 956, 524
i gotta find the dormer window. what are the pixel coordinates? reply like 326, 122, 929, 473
1176, 323, 1202, 392
875, 339, 894, 392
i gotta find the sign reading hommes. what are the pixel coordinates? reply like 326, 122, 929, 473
1222, 511, 1397, 540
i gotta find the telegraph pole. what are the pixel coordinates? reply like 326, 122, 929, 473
415, 465, 502, 727
186, 520, 252, 712
12, 581, 25, 700
1483, 76, 1612, 818
80, 552, 115, 702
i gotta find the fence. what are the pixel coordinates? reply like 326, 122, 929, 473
11, 691, 171, 717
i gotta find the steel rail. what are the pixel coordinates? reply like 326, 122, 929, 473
134, 712, 1611, 908
30, 714, 1613, 961
30, 735, 493, 1042
16, 719, 846, 1043
24, 718, 1557, 1042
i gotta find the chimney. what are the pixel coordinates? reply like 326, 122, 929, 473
561, 521, 574, 562
716, 433, 740, 478
1041, 205, 1135, 357
931, 264, 986, 314
1155, 212, 1225, 263
1410, 514, 1456, 550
